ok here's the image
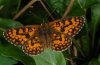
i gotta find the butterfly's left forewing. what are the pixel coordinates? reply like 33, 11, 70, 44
3, 25, 39, 46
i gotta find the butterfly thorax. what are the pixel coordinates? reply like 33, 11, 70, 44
39, 23, 49, 34
38, 23, 51, 48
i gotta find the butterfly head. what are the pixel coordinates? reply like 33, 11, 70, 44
41, 23, 48, 29
39, 23, 49, 34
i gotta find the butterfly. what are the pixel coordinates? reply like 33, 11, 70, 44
3, 16, 85, 56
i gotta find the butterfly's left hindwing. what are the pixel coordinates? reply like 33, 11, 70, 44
22, 35, 44, 56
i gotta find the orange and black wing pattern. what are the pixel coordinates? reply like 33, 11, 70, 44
3, 25, 39, 46
22, 35, 44, 55
3, 16, 85, 56
49, 16, 85, 51
50, 33, 72, 51
49, 16, 85, 37
3, 25, 45, 55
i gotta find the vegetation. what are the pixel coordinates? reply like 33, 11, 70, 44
0, 0, 100, 65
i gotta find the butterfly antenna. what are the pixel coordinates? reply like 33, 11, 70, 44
42, 8, 57, 23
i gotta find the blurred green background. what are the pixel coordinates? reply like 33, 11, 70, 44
0, 0, 100, 65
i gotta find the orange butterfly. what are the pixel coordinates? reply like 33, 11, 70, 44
3, 16, 85, 56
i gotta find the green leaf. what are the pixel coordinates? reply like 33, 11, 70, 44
0, 18, 23, 38
0, 41, 35, 65
0, 18, 23, 28
79, 0, 98, 8
0, 0, 21, 18
98, 55, 100, 62
45, 0, 67, 16
91, 3, 100, 54
0, 20, 35, 65
0, 54, 17, 65
45, 0, 86, 17
88, 55, 100, 65
33, 49, 68, 65
77, 24, 90, 58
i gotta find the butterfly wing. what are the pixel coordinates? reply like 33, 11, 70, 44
22, 34, 44, 55
50, 32, 72, 51
49, 16, 85, 37
3, 25, 39, 46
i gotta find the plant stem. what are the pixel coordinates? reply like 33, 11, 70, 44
39, 0, 55, 20
13, 0, 37, 20
62, 0, 74, 18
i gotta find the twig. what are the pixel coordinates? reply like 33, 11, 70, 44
73, 46, 78, 57
39, 0, 55, 20
72, 38, 86, 57
62, 0, 74, 18
13, 0, 37, 20
66, 58, 76, 65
